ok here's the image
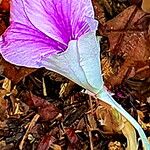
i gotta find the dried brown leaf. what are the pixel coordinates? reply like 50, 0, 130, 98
2, 78, 11, 92
96, 103, 123, 133
51, 144, 61, 150
142, 0, 150, 13
0, 89, 8, 121
92, 0, 105, 25
0, 20, 6, 35
31, 94, 59, 121
0, 140, 14, 150
108, 141, 123, 150
131, 0, 142, 7
122, 120, 138, 150
87, 113, 97, 130
137, 110, 150, 131
102, 5, 150, 86
0, 56, 36, 84
65, 128, 79, 144
0, 0, 10, 11
37, 134, 55, 150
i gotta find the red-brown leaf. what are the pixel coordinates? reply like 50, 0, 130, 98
65, 128, 79, 144
0, 0, 10, 11
31, 94, 59, 121
37, 134, 55, 150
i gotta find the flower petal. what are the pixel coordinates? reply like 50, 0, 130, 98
39, 31, 102, 93
1, 22, 65, 68
10, 0, 32, 27
22, 0, 98, 45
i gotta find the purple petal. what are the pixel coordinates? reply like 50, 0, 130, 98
22, 0, 98, 45
10, 0, 32, 27
1, 22, 66, 68
0, 0, 66, 67
1, 0, 98, 68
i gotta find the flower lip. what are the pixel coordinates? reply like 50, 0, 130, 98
21, 0, 97, 45
0, 0, 98, 68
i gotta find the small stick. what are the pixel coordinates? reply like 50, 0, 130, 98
19, 114, 40, 150
89, 95, 94, 115
88, 125, 94, 150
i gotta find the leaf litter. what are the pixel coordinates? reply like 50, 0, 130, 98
0, 0, 150, 149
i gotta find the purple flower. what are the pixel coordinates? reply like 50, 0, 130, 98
0, 0, 97, 67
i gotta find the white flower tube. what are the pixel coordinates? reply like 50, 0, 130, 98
39, 31, 150, 150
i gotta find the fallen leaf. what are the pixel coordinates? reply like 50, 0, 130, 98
131, 0, 142, 7
0, 56, 37, 84
92, 0, 105, 25
122, 119, 138, 150
101, 5, 150, 87
0, 88, 8, 121
50, 144, 61, 150
37, 134, 55, 150
0, 19, 7, 35
108, 141, 123, 150
2, 78, 11, 92
65, 128, 79, 144
31, 94, 59, 121
137, 110, 150, 131
101, 57, 114, 80
0, 140, 14, 150
87, 113, 97, 130
0, 120, 7, 129
0, 0, 10, 11
142, 0, 150, 13
96, 103, 124, 133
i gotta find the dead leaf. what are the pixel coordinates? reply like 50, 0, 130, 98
31, 94, 59, 121
108, 141, 123, 150
2, 78, 11, 92
142, 0, 150, 13
137, 110, 150, 131
65, 128, 79, 144
0, 120, 7, 129
131, 0, 142, 7
50, 144, 61, 150
8, 95, 29, 116
0, 19, 6, 35
101, 5, 150, 87
0, 56, 37, 84
37, 134, 55, 150
0, 0, 10, 11
0, 88, 8, 121
0, 140, 14, 150
122, 119, 138, 150
92, 0, 105, 25
87, 113, 97, 130
96, 103, 124, 133
101, 57, 114, 80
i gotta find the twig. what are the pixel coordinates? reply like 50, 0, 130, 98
88, 125, 94, 150
19, 114, 40, 150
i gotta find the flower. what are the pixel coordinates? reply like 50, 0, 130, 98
0, 0, 97, 67
0, 0, 149, 149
